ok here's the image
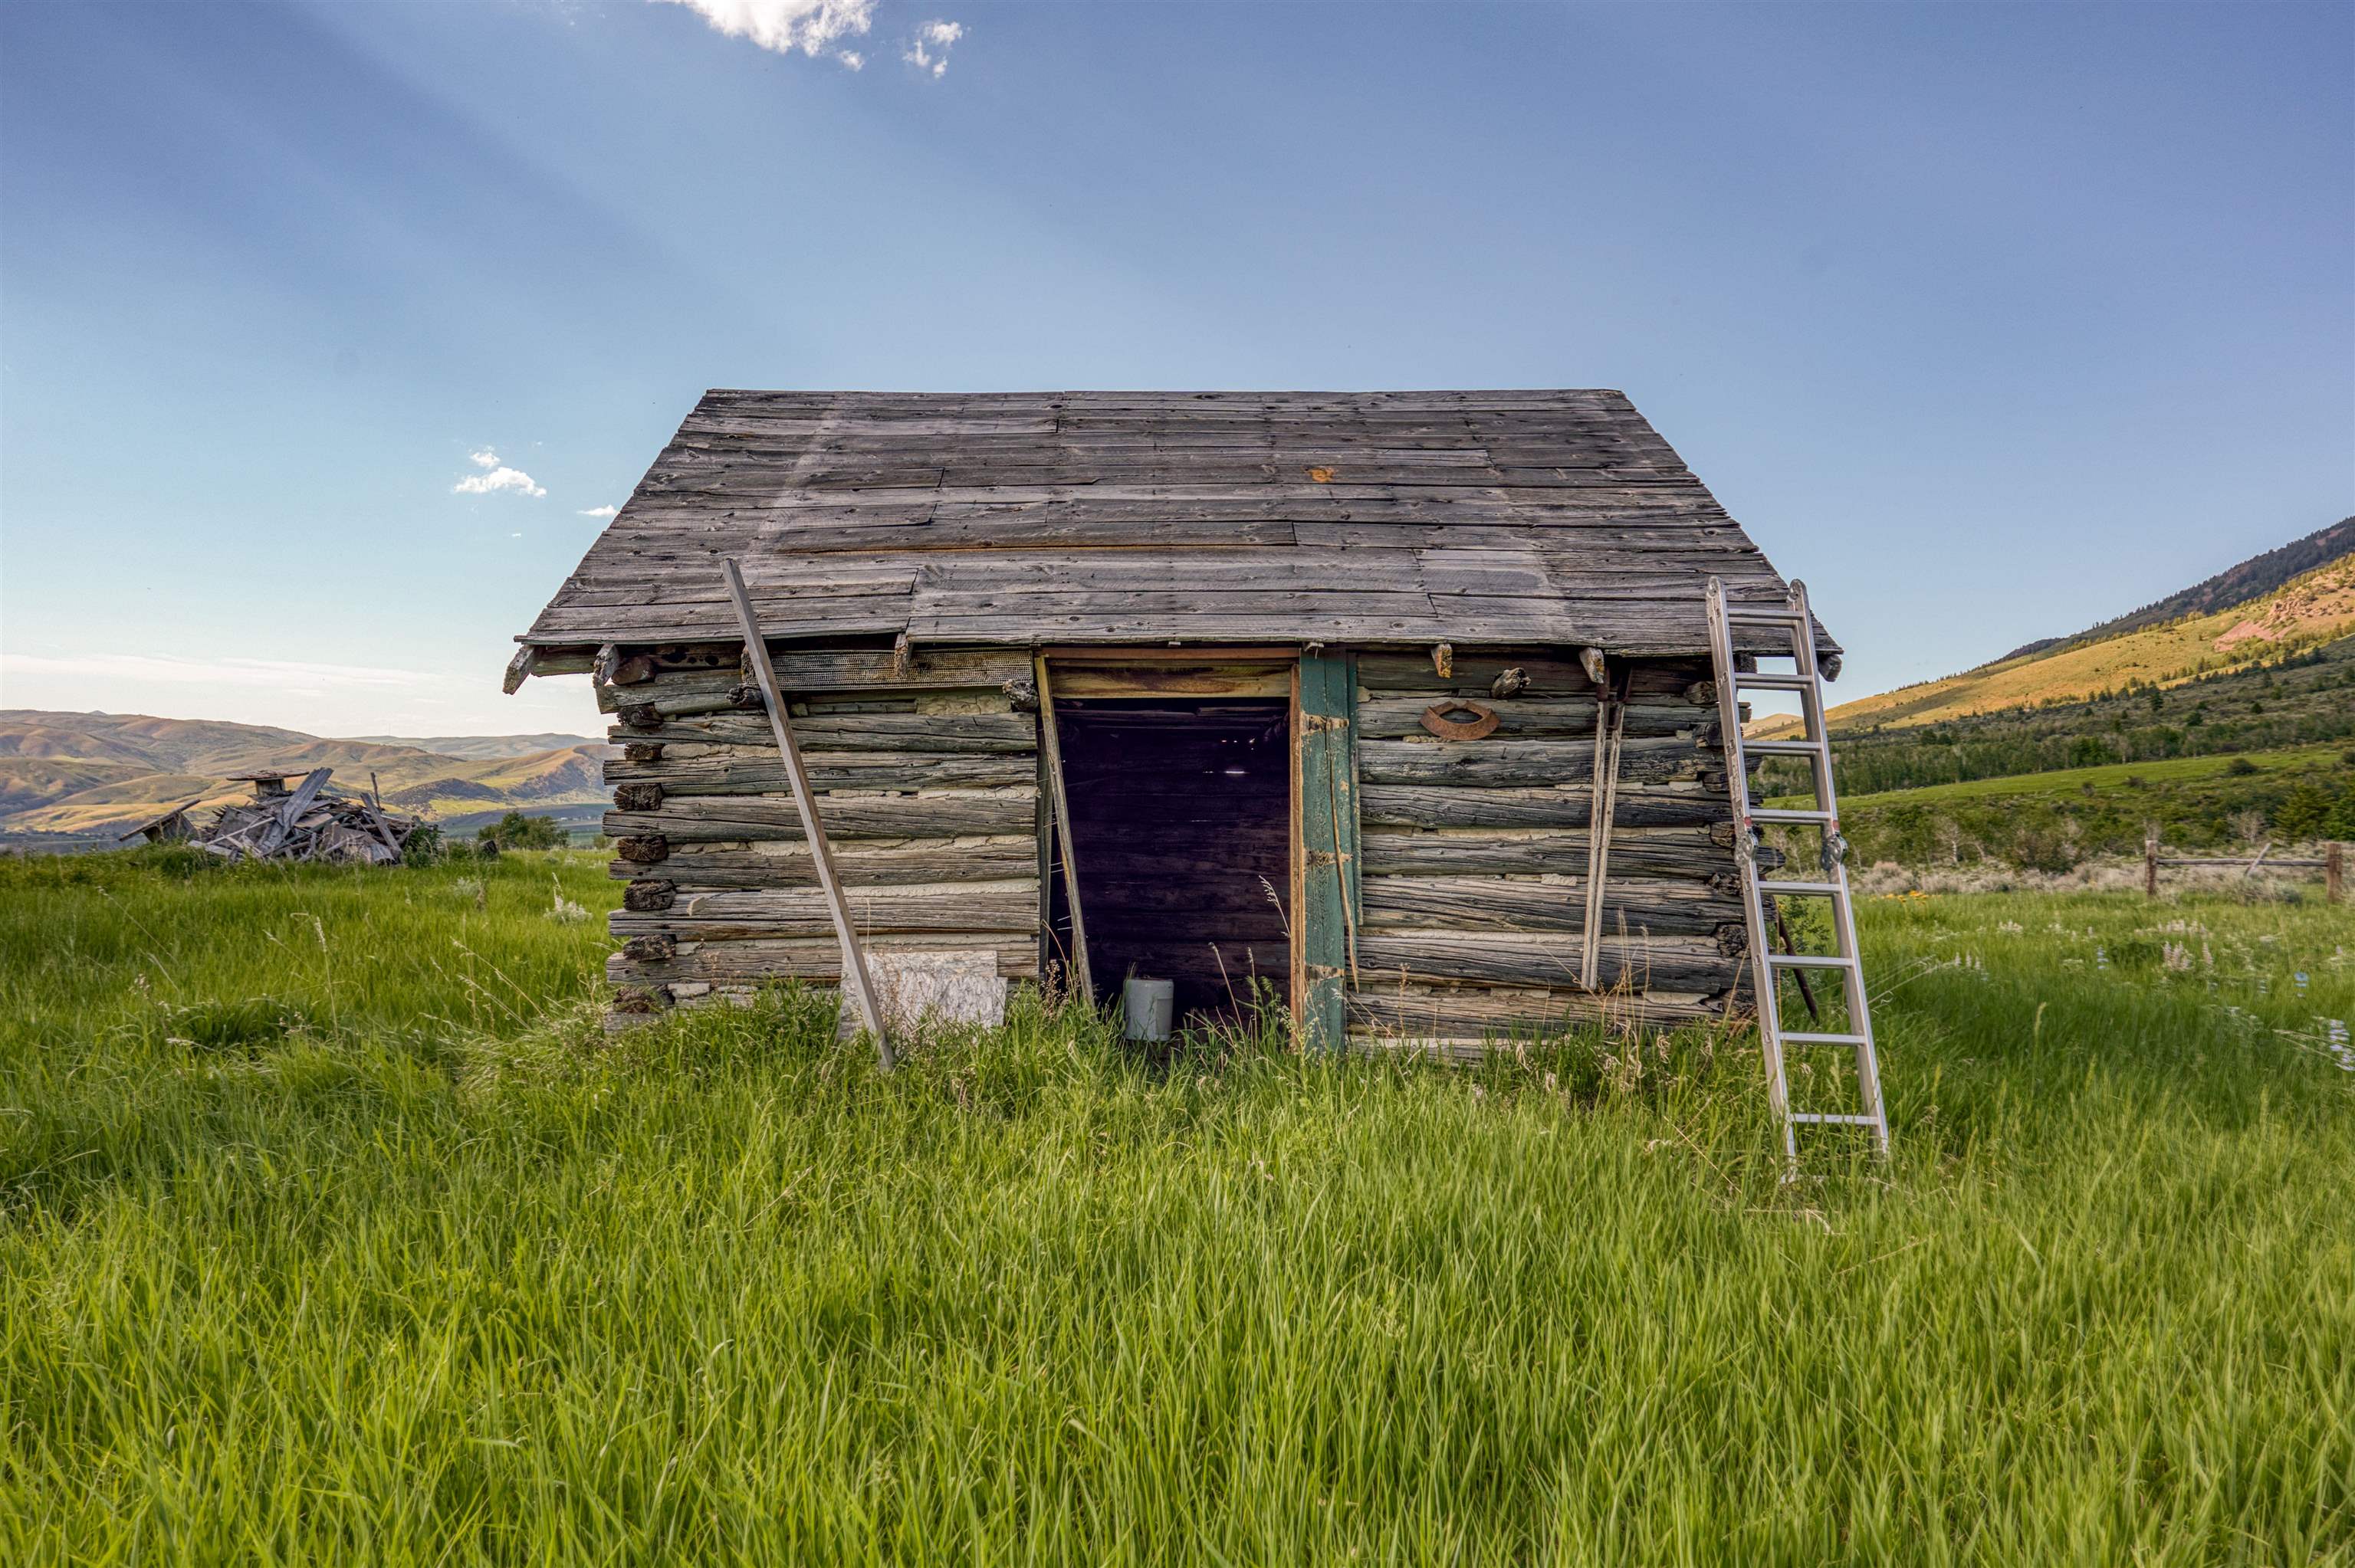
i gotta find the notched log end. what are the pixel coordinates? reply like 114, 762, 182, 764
1715, 923, 1748, 958
616, 834, 669, 865
619, 704, 662, 731
611, 985, 672, 1015
622, 742, 665, 764
622, 934, 677, 963
612, 654, 659, 687
622, 878, 677, 913
502, 645, 538, 696
613, 782, 665, 812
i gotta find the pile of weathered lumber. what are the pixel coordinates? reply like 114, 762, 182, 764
192, 768, 424, 864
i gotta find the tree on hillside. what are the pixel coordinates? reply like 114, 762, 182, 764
478, 811, 567, 851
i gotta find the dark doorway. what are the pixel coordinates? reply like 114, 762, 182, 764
1048, 700, 1291, 1024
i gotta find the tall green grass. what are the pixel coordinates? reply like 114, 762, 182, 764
2, 852, 2348, 1564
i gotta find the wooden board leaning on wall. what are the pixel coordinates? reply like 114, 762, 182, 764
596, 647, 1044, 1015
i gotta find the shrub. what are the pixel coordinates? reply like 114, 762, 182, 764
2224, 756, 2260, 777
477, 812, 567, 851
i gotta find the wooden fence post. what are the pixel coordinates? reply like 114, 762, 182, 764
2328, 841, 2344, 907
2143, 829, 2160, 899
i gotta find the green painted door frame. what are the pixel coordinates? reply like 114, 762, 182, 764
1294, 650, 1360, 1051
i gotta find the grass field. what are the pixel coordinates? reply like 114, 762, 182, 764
2, 851, 2350, 1563
1827, 742, 2349, 809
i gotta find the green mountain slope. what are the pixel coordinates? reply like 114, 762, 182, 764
1779, 635, 2355, 798
1784, 546, 2354, 736
1746, 522, 2355, 869
1814, 743, 2355, 869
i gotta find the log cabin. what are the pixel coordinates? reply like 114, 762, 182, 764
507, 389, 1837, 1051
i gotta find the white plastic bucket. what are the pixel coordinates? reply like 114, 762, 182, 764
1122, 977, 1175, 1042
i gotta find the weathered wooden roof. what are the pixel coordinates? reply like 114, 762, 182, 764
522, 389, 1834, 659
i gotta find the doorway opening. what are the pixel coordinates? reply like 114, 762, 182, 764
1047, 698, 1292, 1025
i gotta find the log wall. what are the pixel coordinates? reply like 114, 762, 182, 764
1344, 649, 1747, 1050
596, 644, 1042, 1013
583, 639, 1749, 1048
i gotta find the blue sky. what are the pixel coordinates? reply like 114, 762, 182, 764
2, 0, 2348, 736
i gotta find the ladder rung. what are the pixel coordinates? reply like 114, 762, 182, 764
1710, 575, 1889, 1165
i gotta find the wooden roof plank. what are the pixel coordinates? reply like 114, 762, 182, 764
521, 389, 1834, 658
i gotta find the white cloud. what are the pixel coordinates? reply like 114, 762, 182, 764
654, 0, 874, 64
904, 18, 961, 77
453, 448, 547, 499
579, 504, 619, 519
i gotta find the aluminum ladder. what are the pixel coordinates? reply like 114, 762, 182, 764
1703, 577, 1890, 1164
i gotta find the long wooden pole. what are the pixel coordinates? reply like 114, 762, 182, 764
1033, 654, 1093, 1002
1578, 664, 1627, 990
721, 558, 893, 1069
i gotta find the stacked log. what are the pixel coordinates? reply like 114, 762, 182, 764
1345, 651, 1746, 1049
595, 644, 1041, 1015
584, 639, 1751, 1048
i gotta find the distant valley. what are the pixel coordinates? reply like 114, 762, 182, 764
0, 711, 613, 845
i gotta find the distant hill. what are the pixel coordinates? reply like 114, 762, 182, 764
0, 711, 613, 841
343, 733, 601, 760
1778, 533, 2355, 736
1996, 517, 2354, 662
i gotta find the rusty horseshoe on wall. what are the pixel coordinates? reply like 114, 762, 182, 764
1420, 698, 1500, 741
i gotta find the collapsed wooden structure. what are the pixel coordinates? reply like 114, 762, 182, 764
132, 768, 427, 864
510, 389, 1837, 1049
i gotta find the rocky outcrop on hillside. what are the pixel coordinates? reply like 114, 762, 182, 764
1999, 517, 2354, 662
